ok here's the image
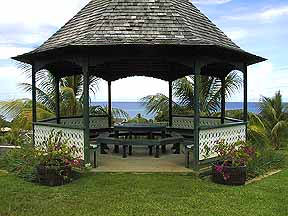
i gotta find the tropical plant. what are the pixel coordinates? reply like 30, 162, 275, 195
128, 113, 149, 123
258, 91, 288, 150
212, 140, 258, 167
90, 105, 129, 120
246, 149, 286, 178
141, 71, 243, 118
0, 69, 129, 125
20, 70, 100, 116
211, 140, 258, 182
0, 99, 55, 130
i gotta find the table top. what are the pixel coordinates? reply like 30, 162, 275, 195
114, 123, 167, 131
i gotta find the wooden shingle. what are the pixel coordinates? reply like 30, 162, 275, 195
31, 0, 241, 53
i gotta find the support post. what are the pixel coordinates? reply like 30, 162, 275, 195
108, 81, 112, 128
221, 77, 226, 124
32, 64, 37, 146
168, 80, 173, 127
55, 75, 60, 124
243, 64, 248, 138
193, 61, 200, 171
83, 61, 90, 164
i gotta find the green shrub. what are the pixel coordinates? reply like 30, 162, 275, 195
1, 130, 83, 183
128, 113, 149, 123
0, 129, 31, 146
247, 149, 286, 179
1, 144, 39, 181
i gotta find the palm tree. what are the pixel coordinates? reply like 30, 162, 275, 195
141, 71, 243, 119
257, 91, 288, 150
20, 69, 100, 116
0, 99, 55, 130
0, 67, 129, 126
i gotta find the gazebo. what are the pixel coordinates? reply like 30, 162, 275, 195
13, 0, 265, 170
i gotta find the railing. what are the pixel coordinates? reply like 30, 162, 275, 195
199, 123, 246, 161
35, 115, 109, 160
172, 115, 220, 129
38, 115, 109, 129
172, 115, 242, 129
171, 115, 246, 161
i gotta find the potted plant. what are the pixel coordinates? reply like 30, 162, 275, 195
35, 130, 82, 186
210, 140, 257, 186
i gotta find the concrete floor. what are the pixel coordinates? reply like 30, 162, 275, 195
93, 145, 194, 173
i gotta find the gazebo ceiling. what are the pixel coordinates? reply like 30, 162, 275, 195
13, 0, 266, 79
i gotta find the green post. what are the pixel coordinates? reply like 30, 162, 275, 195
168, 80, 173, 127
193, 61, 200, 171
32, 64, 37, 146
55, 75, 60, 124
243, 64, 248, 138
221, 77, 226, 124
83, 61, 90, 164
108, 81, 112, 128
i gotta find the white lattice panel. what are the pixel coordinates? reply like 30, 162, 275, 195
199, 124, 246, 161
34, 125, 85, 160
61, 116, 109, 129
172, 117, 221, 129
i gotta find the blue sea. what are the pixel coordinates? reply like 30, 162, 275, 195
91, 102, 260, 119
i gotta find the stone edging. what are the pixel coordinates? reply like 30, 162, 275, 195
245, 170, 282, 185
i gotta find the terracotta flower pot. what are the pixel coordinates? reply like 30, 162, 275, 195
212, 161, 247, 186
37, 165, 72, 186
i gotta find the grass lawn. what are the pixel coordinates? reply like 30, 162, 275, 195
0, 170, 288, 216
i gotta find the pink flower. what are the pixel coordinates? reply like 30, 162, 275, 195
215, 165, 223, 173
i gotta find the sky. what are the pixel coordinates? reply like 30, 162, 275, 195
0, 0, 287, 102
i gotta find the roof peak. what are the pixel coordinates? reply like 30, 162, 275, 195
31, 0, 240, 54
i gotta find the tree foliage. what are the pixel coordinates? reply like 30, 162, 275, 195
141, 71, 243, 118
257, 91, 288, 150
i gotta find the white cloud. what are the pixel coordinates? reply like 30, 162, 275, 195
260, 6, 288, 20
222, 6, 288, 22
0, 0, 90, 60
0, 46, 32, 60
0, 66, 28, 100
193, 0, 231, 5
0, 0, 89, 28
239, 61, 288, 101
93, 77, 168, 102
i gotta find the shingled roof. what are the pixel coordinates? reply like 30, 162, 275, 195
13, 0, 266, 67
30, 0, 241, 53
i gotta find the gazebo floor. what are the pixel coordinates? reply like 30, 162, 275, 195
92, 145, 194, 173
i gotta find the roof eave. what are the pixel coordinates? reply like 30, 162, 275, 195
11, 43, 267, 67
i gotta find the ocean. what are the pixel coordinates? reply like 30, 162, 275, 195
91, 102, 260, 119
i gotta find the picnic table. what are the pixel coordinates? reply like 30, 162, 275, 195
96, 123, 183, 158
113, 123, 167, 154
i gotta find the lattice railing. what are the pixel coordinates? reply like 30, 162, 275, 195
34, 124, 85, 160
199, 124, 246, 161
60, 116, 109, 129
172, 116, 222, 129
